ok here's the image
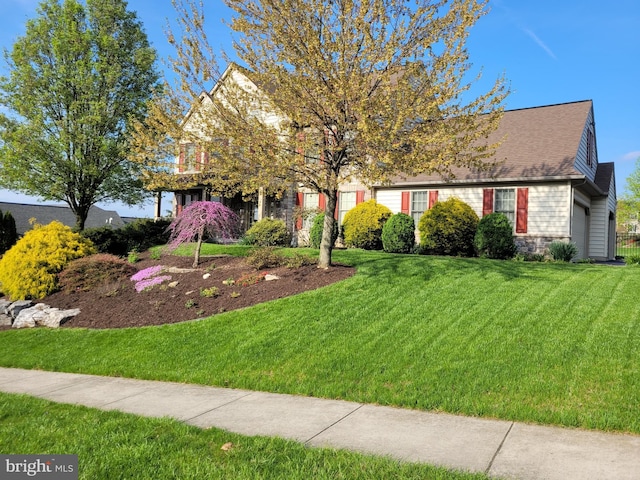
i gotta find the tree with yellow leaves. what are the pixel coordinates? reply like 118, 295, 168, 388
132, 0, 508, 268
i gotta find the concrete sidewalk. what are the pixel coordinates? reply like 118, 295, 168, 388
1, 367, 639, 479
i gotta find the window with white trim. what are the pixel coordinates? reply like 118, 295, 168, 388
338, 191, 357, 226
303, 192, 319, 229
495, 189, 515, 226
184, 143, 196, 171
411, 191, 428, 225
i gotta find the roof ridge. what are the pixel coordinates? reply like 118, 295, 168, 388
505, 99, 592, 113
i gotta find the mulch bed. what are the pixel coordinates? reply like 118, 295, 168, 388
13, 252, 354, 329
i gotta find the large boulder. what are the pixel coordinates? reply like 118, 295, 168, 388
13, 303, 81, 329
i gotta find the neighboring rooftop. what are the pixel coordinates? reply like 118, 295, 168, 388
0, 202, 126, 235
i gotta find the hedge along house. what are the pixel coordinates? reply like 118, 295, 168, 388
374, 100, 617, 260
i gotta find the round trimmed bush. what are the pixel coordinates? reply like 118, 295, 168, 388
243, 218, 291, 246
342, 200, 392, 250
58, 254, 137, 293
310, 213, 339, 248
474, 213, 517, 259
418, 197, 478, 257
0, 221, 96, 299
382, 213, 415, 253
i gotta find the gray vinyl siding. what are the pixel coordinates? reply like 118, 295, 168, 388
588, 198, 607, 258
573, 107, 597, 182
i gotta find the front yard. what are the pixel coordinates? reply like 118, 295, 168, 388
1, 247, 639, 435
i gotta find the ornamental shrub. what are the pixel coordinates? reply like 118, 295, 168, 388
58, 254, 137, 293
244, 218, 291, 246
82, 218, 172, 257
418, 197, 478, 257
310, 213, 339, 249
382, 213, 415, 254
474, 212, 517, 259
0, 209, 18, 255
0, 221, 96, 300
548, 241, 579, 262
342, 200, 392, 250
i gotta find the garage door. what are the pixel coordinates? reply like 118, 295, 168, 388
572, 203, 587, 259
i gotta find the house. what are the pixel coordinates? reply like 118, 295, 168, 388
171, 64, 616, 260
0, 202, 126, 236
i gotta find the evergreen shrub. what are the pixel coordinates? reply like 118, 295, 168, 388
58, 254, 137, 293
82, 218, 171, 256
243, 218, 291, 246
342, 200, 392, 250
418, 197, 478, 257
0, 209, 18, 255
474, 212, 517, 259
310, 213, 339, 249
548, 241, 579, 262
0, 221, 95, 299
381, 213, 415, 253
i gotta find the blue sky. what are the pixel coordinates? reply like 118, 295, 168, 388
0, 0, 638, 217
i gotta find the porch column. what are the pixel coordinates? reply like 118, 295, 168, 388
257, 187, 266, 221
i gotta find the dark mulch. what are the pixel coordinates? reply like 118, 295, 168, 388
2, 252, 355, 330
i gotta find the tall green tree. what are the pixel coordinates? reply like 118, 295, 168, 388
134, 0, 508, 268
0, 0, 159, 230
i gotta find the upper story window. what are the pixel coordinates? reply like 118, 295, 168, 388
495, 188, 515, 226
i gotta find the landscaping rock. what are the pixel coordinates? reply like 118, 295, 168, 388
0, 314, 11, 326
7, 300, 33, 319
264, 274, 280, 281
13, 303, 81, 329
0, 299, 12, 315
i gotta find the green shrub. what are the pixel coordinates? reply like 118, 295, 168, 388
58, 254, 137, 293
418, 198, 478, 257
513, 252, 545, 262
0, 209, 18, 255
0, 221, 96, 299
548, 241, 579, 262
310, 213, 339, 249
626, 254, 640, 265
246, 246, 286, 269
82, 218, 171, 256
382, 213, 415, 254
474, 213, 517, 259
243, 218, 291, 247
285, 252, 317, 268
342, 200, 392, 250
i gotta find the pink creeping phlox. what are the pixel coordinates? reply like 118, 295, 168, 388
134, 275, 173, 292
131, 265, 165, 282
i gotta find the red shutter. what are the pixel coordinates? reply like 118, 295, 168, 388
401, 191, 410, 214
356, 190, 365, 204
295, 192, 304, 230
428, 190, 438, 209
296, 132, 305, 160
175, 194, 184, 215
203, 151, 210, 166
334, 192, 340, 220
319, 194, 326, 211
178, 145, 185, 173
516, 188, 528, 234
482, 189, 494, 216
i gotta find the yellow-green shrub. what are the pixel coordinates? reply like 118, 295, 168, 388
342, 200, 392, 250
418, 197, 478, 257
0, 221, 96, 300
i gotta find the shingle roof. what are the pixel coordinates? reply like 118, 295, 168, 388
0, 202, 125, 235
392, 100, 594, 185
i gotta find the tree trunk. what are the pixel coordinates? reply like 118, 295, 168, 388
318, 190, 338, 268
193, 227, 204, 267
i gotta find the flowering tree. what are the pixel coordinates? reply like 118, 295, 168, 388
166, 201, 241, 267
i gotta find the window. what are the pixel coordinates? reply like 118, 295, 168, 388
303, 192, 319, 229
495, 189, 515, 226
338, 191, 357, 226
411, 191, 428, 225
586, 129, 594, 167
184, 143, 196, 171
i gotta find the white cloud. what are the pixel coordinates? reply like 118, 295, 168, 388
522, 28, 557, 60
622, 151, 640, 161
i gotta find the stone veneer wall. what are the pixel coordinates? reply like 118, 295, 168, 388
514, 236, 571, 257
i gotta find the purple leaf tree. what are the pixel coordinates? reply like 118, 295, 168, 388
166, 201, 241, 267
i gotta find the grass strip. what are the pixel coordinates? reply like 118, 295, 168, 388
0, 392, 487, 480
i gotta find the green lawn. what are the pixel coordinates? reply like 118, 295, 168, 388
0, 393, 485, 480
1, 247, 639, 436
